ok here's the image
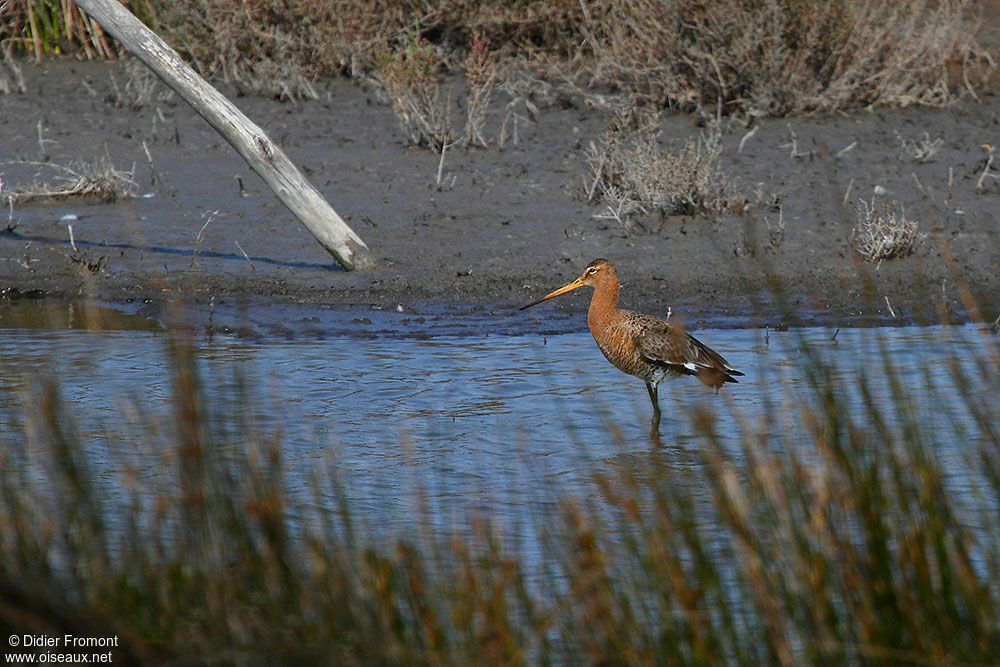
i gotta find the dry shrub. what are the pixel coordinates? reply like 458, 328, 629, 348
375, 34, 455, 151
851, 197, 922, 262
581, 0, 991, 115
587, 107, 742, 226
375, 31, 503, 152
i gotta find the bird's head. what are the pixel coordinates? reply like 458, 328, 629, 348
520, 259, 617, 310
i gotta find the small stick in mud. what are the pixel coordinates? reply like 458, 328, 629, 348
842, 178, 854, 207
587, 151, 606, 201
835, 141, 857, 158
780, 124, 810, 159
235, 241, 256, 272
141, 140, 160, 186
436, 139, 459, 190
911, 173, 927, 198
976, 144, 998, 192
737, 125, 757, 154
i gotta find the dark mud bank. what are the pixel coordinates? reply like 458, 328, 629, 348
1, 59, 998, 335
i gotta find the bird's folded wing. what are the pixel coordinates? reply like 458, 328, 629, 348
635, 317, 743, 376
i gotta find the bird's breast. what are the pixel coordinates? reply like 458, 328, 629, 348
591, 321, 660, 381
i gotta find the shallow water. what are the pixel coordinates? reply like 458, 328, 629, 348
1, 303, 998, 545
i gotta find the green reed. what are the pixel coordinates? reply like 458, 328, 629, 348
1, 324, 998, 664
2, 1, 159, 60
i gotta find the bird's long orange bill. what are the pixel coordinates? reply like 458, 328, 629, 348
519, 278, 585, 310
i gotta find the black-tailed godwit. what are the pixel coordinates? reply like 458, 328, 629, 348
521, 258, 743, 430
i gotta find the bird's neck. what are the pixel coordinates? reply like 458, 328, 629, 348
587, 281, 619, 332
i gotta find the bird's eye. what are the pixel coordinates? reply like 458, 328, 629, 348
587, 267, 598, 275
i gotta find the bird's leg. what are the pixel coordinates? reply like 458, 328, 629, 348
646, 382, 661, 432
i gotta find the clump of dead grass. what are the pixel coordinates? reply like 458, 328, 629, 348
851, 197, 923, 262
586, 107, 745, 227
6, 155, 136, 204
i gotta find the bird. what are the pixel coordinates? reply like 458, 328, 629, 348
520, 258, 743, 431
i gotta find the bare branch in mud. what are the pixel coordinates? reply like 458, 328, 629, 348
884, 295, 897, 318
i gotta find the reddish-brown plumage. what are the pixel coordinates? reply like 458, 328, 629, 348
521, 259, 743, 430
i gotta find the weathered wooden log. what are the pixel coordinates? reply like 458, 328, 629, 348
72, 0, 377, 271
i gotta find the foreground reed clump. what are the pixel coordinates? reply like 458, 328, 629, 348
1, 325, 999, 664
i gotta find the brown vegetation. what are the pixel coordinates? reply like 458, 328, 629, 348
3, 1, 992, 115
1, 322, 998, 663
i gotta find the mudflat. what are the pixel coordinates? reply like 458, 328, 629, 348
1, 57, 998, 333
